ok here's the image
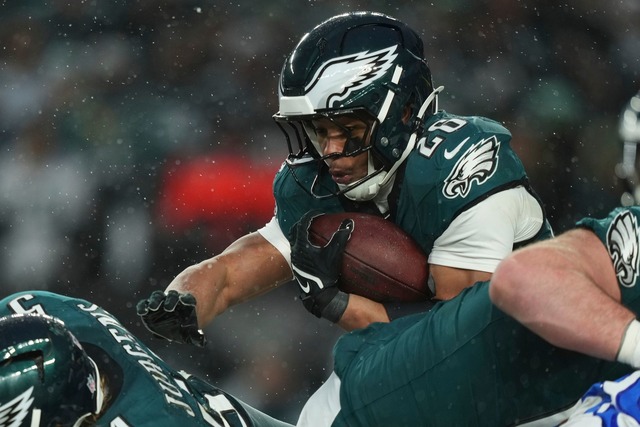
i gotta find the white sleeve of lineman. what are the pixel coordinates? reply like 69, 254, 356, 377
428, 186, 544, 273
257, 216, 292, 268
296, 372, 342, 427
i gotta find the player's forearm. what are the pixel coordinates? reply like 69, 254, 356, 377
166, 258, 229, 327
166, 256, 280, 327
167, 232, 293, 328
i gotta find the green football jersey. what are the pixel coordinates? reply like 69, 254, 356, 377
577, 207, 640, 299
0, 291, 292, 427
273, 111, 553, 254
329, 206, 640, 426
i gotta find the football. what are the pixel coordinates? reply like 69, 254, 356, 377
308, 212, 431, 303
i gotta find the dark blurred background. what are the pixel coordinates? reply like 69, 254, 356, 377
0, 0, 638, 423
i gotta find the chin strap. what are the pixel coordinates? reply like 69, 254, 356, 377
72, 356, 105, 427
343, 86, 444, 201
340, 155, 385, 201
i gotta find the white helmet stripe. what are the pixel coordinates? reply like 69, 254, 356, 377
377, 86, 444, 189
377, 65, 404, 123
30, 409, 41, 427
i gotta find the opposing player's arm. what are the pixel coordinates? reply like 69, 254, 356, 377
167, 230, 293, 328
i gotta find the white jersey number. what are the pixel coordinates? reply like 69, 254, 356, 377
7, 294, 47, 316
417, 118, 468, 159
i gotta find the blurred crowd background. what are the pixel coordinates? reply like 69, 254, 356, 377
0, 0, 638, 423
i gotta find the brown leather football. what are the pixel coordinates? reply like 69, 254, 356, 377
308, 212, 431, 303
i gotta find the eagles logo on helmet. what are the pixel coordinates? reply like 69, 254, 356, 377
273, 11, 443, 201
0, 314, 104, 427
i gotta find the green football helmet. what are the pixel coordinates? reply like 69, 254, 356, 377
617, 91, 640, 205
273, 11, 441, 201
0, 313, 103, 427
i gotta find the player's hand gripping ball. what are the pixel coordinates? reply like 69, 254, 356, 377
289, 211, 353, 322
308, 212, 431, 303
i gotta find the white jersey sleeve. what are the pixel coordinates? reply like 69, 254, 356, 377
428, 186, 544, 273
257, 216, 292, 267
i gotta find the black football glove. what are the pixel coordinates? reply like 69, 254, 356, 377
136, 290, 206, 347
289, 211, 353, 323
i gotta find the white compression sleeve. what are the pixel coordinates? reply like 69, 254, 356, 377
617, 319, 640, 368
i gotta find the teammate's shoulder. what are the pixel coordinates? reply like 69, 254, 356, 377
0, 290, 60, 304
0, 291, 78, 319
577, 206, 640, 235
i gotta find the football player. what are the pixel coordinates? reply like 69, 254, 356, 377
492, 91, 640, 426
5, 202, 640, 427
0, 291, 293, 427
4, 204, 638, 427
137, 12, 552, 343
290, 92, 640, 425
5, 88, 639, 425
288, 206, 638, 425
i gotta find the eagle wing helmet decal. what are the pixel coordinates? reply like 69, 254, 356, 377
303, 45, 398, 109
0, 387, 35, 427
443, 135, 500, 199
607, 210, 640, 288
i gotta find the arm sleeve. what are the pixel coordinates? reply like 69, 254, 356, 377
257, 216, 292, 268
428, 186, 544, 273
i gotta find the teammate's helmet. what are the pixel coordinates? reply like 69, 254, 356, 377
0, 313, 102, 427
273, 11, 438, 201
616, 91, 640, 205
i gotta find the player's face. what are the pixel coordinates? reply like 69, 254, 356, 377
310, 116, 370, 185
